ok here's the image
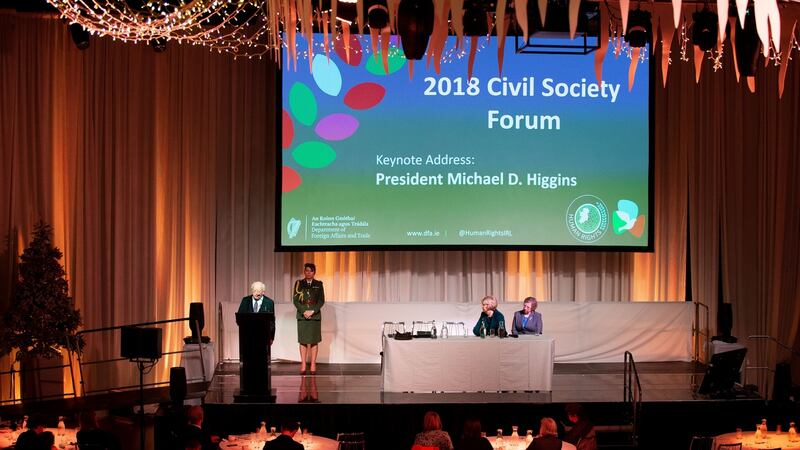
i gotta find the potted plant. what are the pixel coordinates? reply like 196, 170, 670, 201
0, 221, 85, 400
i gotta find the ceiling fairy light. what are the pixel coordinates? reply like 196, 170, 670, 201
47, 0, 277, 57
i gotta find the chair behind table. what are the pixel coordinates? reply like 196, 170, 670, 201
688, 436, 714, 450
336, 431, 365, 450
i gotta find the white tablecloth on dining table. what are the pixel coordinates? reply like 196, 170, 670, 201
487, 435, 576, 450
218, 433, 338, 450
382, 335, 555, 392
0, 427, 78, 449
713, 431, 800, 449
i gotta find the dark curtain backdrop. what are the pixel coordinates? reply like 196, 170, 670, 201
1, 12, 799, 398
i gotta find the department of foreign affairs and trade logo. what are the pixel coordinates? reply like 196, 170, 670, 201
287, 217, 301, 239
566, 195, 609, 243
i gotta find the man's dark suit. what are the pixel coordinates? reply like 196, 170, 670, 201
237, 295, 276, 342
262, 434, 304, 450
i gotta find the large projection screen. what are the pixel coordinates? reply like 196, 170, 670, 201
278, 35, 653, 250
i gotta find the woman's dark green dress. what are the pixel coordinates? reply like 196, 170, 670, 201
292, 279, 325, 344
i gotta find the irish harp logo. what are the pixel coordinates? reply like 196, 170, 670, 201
287, 218, 302, 239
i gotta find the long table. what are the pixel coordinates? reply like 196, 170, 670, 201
382, 335, 555, 392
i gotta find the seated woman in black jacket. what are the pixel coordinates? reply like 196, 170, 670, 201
457, 418, 492, 450
472, 296, 506, 336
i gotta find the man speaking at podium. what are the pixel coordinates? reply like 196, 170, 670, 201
235, 281, 277, 400
237, 281, 275, 344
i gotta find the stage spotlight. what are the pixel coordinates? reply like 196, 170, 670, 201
150, 37, 168, 53
463, 0, 488, 36
365, 0, 390, 30
624, 9, 651, 48
692, 8, 718, 51
397, 0, 434, 60
69, 23, 90, 50
735, 8, 759, 76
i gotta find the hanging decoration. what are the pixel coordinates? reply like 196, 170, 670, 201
46, 0, 800, 95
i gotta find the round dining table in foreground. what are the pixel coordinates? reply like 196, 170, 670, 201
219, 433, 338, 450
713, 431, 800, 450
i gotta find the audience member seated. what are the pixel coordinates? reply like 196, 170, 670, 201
456, 418, 492, 450
77, 410, 122, 450
472, 296, 506, 336
511, 297, 543, 335
183, 405, 221, 450
262, 420, 303, 450
414, 411, 454, 450
563, 404, 596, 450
526, 418, 562, 450
39, 431, 56, 450
14, 416, 47, 450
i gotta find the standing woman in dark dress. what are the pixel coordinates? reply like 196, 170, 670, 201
293, 262, 325, 374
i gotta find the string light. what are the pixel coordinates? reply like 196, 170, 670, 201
767, 41, 781, 67
284, 32, 489, 65
679, 24, 690, 62
49, 0, 278, 57
707, 42, 724, 72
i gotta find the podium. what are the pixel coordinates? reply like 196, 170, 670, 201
234, 312, 276, 402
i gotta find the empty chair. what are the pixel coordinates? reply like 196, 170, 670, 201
443, 321, 466, 337
382, 321, 405, 338
717, 444, 743, 450
337, 432, 365, 450
411, 321, 434, 335
688, 436, 714, 450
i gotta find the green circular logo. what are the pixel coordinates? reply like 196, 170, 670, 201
566, 195, 609, 243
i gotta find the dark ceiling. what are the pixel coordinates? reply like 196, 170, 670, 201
0, 0, 57, 13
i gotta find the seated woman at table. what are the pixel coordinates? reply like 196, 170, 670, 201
526, 418, 563, 450
457, 418, 492, 450
77, 410, 121, 450
472, 295, 506, 336
14, 416, 47, 450
413, 411, 454, 450
39, 432, 56, 450
511, 297, 543, 335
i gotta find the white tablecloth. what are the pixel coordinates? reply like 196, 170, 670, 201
219, 434, 337, 450
0, 428, 77, 449
180, 342, 216, 382
382, 335, 555, 392
487, 435, 576, 450
714, 431, 800, 450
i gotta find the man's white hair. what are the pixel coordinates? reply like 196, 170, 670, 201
250, 281, 266, 293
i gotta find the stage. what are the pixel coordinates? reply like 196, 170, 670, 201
201, 361, 770, 450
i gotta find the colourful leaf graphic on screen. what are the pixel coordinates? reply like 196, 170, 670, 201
282, 165, 303, 192
315, 114, 359, 141
289, 82, 317, 126
613, 199, 645, 237
282, 109, 294, 149
311, 54, 343, 96
292, 141, 337, 168
334, 34, 363, 66
365, 47, 406, 75
344, 83, 386, 110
